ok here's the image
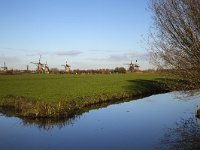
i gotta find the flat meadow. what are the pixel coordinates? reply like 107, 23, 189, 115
0, 73, 165, 118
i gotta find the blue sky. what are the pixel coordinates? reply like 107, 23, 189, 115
0, 0, 152, 70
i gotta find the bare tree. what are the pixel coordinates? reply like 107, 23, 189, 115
149, 0, 200, 90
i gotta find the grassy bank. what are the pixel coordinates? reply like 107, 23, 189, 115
0, 73, 167, 118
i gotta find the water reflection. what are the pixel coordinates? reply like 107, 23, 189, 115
0, 104, 80, 130
160, 117, 200, 150
0, 95, 148, 130
173, 90, 200, 101
0, 92, 200, 150
19, 116, 78, 131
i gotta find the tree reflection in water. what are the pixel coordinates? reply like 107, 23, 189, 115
160, 117, 200, 150
18, 116, 79, 131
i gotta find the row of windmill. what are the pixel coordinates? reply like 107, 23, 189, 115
30, 56, 70, 73
1, 56, 70, 74
1, 57, 140, 73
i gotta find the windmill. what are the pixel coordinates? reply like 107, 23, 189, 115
30, 56, 44, 73
44, 61, 50, 74
61, 60, 70, 73
1, 62, 8, 71
124, 60, 140, 72
26, 65, 29, 72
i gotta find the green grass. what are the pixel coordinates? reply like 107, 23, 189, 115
0, 73, 166, 118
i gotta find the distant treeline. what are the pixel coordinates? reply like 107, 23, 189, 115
51, 67, 127, 74
0, 67, 158, 75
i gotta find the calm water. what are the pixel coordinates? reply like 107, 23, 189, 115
0, 92, 200, 150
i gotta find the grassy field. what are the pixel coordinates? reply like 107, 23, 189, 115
0, 73, 166, 118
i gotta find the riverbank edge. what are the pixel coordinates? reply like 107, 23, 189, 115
0, 88, 170, 119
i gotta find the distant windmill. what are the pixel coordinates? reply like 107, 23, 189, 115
30, 55, 44, 73
44, 61, 50, 74
61, 60, 70, 73
26, 65, 29, 72
124, 60, 140, 72
24, 65, 29, 72
1, 62, 8, 71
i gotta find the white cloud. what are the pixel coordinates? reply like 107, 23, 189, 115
0, 55, 22, 63
26, 50, 82, 57
108, 54, 129, 61
89, 51, 149, 62
126, 51, 150, 60
1, 47, 29, 52
55, 50, 82, 56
